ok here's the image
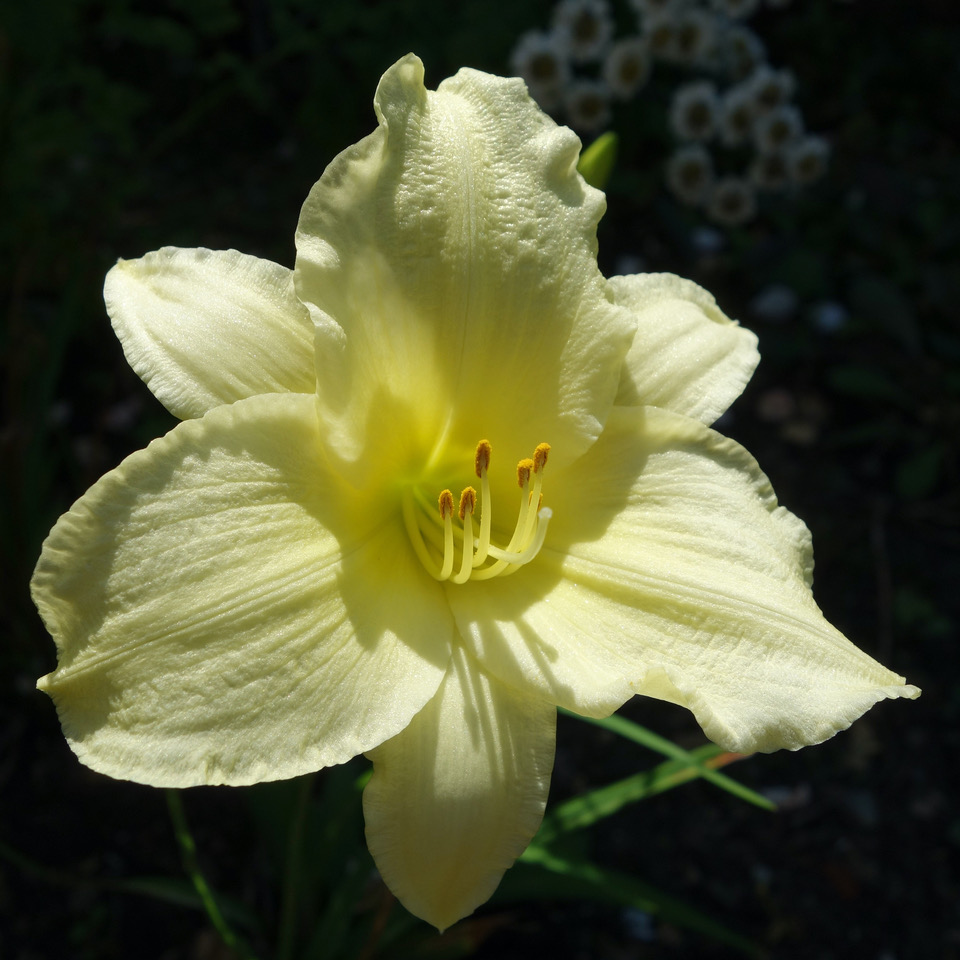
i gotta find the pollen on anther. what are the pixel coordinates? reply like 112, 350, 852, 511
517, 458, 534, 488
438, 489, 455, 519
459, 487, 477, 520
534, 443, 551, 473
475, 440, 491, 477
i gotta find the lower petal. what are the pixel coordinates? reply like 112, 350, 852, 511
363, 644, 555, 932
32, 393, 452, 786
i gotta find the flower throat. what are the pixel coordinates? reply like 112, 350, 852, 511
402, 440, 552, 583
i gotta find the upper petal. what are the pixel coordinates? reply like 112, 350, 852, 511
453, 406, 918, 752
295, 54, 634, 475
611, 273, 759, 424
32, 393, 452, 786
106, 247, 315, 420
363, 643, 555, 931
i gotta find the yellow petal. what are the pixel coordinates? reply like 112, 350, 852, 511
612, 273, 759, 424
105, 247, 315, 419
363, 644, 555, 932
453, 406, 918, 752
32, 393, 452, 786
295, 54, 634, 475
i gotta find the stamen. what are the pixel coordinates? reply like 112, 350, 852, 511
458, 487, 476, 521
507, 458, 536, 555
451, 488, 477, 584
474, 441, 492, 565
402, 490, 443, 579
475, 440, 491, 477
534, 443, 550, 473
477, 507, 553, 576
518, 448, 549, 549
405, 441, 554, 583
438, 490, 455, 581
517, 458, 534, 489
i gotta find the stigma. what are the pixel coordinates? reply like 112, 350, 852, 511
402, 440, 553, 583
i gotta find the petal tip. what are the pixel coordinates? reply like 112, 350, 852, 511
375, 53, 427, 119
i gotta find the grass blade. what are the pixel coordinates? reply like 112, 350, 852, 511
561, 707, 774, 810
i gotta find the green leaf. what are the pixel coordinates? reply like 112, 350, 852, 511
505, 847, 759, 956
560, 708, 774, 810
166, 790, 261, 960
578, 131, 618, 190
535, 745, 771, 847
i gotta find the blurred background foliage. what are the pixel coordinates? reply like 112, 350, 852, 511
1, 0, 958, 957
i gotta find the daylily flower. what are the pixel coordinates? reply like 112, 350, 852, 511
32, 54, 918, 932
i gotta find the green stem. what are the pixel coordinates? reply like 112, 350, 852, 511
166, 789, 259, 960
276, 774, 315, 960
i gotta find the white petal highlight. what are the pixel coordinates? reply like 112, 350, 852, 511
454, 406, 918, 752
611, 273, 759, 424
363, 644, 555, 931
105, 247, 315, 419
32, 393, 452, 786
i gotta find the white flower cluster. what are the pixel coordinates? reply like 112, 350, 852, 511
509, 0, 829, 226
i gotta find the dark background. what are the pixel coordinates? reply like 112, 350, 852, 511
2, 1, 957, 957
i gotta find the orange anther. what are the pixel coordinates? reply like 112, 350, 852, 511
517, 458, 534, 488
458, 487, 477, 520
534, 443, 551, 473
475, 440, 492, 477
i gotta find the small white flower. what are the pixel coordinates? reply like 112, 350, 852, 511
564, 79, 613, 132
510, 31, 572, 111
754, 104, 803, 152
666, 144, 715, 205
719, 81, 756, 145
707, 176, 757, 225
722, 24, 766, 79
642, 11, 682, 60
602, 37, 653, 99
674, 8, 720, 66
749, 149, 791, 191
552, 0, 614, 63
749, 64, 796, 113
670, 81, 720, 141
788, 135, 831, 184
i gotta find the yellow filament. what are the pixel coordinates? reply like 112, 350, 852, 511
406, 441, 552, 583
474, 440, 492, 566
438, 490, 455, 581
402, 490, 443, 579
472, 507, 553, 579
451, 488, 476, 584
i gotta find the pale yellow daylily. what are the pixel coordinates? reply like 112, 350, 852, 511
32, 55, 918, 932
